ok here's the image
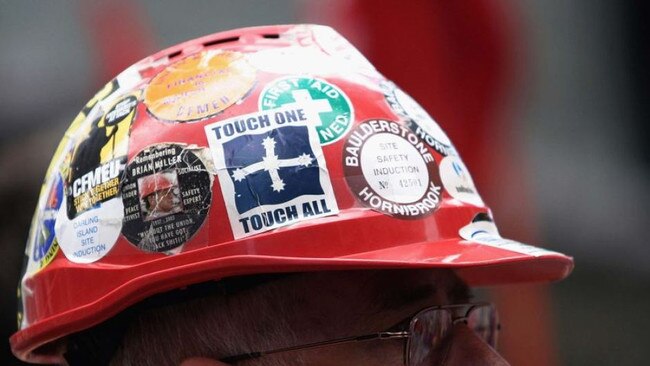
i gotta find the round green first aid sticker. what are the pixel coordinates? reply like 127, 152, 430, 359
259, 77, 354, 145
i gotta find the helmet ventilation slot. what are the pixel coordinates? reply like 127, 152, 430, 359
203, 36, 241, 47
167, 50, 183, 59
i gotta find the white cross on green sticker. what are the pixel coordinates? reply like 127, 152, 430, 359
259, 77, 354, 145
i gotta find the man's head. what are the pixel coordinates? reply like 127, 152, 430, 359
144, 188, 176, 213
139, 173, 177, 215
78, 269, 504, 366
12, 25, 572, 365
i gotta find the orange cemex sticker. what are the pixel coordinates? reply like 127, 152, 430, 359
144, 50, 257, 122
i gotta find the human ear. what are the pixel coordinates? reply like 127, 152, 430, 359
180, 357, 231, 366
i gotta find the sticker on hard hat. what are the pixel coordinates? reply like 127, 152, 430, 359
248, 26, 379, 77
439, 156, 484, 207
104, 95, 138, 126
64, 93, 138, 219
247, 48, 336, 75
459, 214, 559, 257
380, 81, 456, 157
42, 66, 140, 191
205, 105, 339, 239
343, 119, 443, 219
309, 25, 379, 74
24, 174, 63, 274
144, 50, 256, 122
55, 195, 123, 263
121, 144, 212, 253
259, 76, 353, 145
52, 92, 138, 263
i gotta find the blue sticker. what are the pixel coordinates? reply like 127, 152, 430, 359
225, 126, 323, 214
29, 174, 63, 271
33, 177, 62, 259
206, 105, 339, 238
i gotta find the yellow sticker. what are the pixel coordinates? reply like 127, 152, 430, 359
64, 92, 139, 218
42, 79, 120, 198
144, 50, 256, 122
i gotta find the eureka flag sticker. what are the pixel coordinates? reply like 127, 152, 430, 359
205, 105, 339, 238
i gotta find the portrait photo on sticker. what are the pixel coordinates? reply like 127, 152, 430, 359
138, 171, 184, 222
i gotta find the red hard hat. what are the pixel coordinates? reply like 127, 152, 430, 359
12, 24, 573, 364
139, 172, 174, 198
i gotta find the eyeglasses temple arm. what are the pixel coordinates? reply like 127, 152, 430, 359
220, 331, 409, 363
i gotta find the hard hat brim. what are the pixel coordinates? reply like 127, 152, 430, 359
11, 234, 572, 364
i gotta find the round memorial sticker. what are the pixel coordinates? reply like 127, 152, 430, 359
380, 81, 455, 156
121, 144, 212, 253
343, 119, 443, 219
259, 76, 354, 145
439, 156, 484, 207
144, 50, 257, 122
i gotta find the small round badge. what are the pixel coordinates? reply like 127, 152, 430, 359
439, 156, 484, 207
260, 76, 354, 145
144, 50, 257, 122
121, 144, 212, 253
343, 119, 443, 219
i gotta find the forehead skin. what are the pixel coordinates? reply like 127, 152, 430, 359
228, 269, 470, 366
115, 269, 471, 366
262, 269, 468, 340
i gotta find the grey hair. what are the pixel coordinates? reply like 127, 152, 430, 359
109, 278, 309, 366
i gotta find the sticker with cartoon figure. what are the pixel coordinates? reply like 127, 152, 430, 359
259, 76, 354, 145
205, 105, 339, 239
343, 119, 443, 219
55, 92, 139, 263
459, 213, 559, 257
121, 144, 212, 253
144, 50, 257, 122
439, 156, 484, 207
380, 81, 456, 156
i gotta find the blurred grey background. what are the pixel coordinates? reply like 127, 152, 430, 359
1, 1, 648, 365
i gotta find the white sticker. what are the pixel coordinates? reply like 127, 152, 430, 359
205, 105, 339, 239
459, 219, 560, 257
248, 48, 342, 75
309, 25, 379, 74
393, 88, 451, 145
343, 120, 443, 218
360, 133, 430, 203
439, 156, 484, 206
55, 196, 123, 263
